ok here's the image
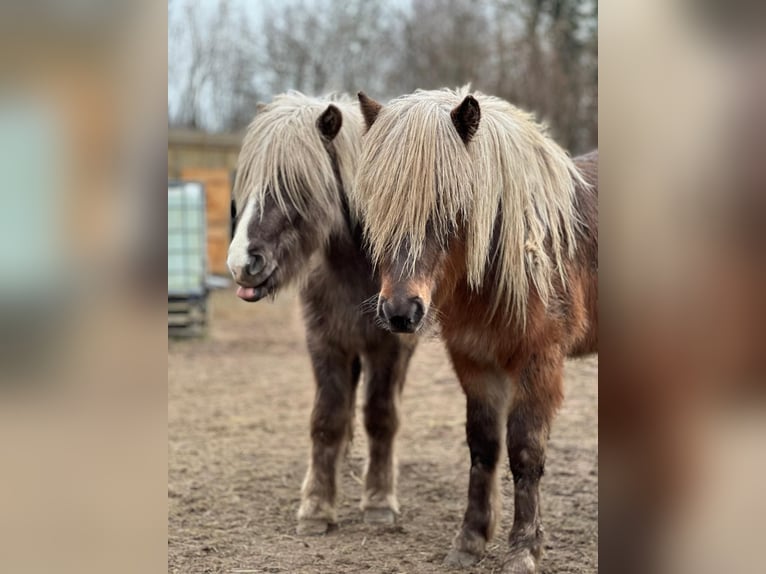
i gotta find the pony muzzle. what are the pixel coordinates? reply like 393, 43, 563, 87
378, 295, 425, 334
229, 251, 278, 302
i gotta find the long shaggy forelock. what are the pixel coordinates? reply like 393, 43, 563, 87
354, 87, 588, 325
233, 91, 362, 222
354, 86, 474, 271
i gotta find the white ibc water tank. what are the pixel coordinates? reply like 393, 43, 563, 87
167, 181, 207, 297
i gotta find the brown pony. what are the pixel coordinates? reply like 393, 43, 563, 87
352, 87, 597, 573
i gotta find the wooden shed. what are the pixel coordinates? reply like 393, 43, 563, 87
169, 129, 244, 275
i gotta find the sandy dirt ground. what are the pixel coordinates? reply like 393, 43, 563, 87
169, 288, 597, 574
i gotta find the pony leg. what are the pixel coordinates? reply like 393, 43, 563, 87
360, 336, 415, 524
503, 353, 564, 574
297, 345, 361, 535
445, 351, 512, 568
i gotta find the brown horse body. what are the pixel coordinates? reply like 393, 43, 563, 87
354, 88, 597, 573
439, 150, 598, 365
436, 151, 597, 568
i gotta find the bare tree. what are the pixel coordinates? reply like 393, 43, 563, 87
169, 0, 261, 131
168, 0, 597, 149
168, 1, 208, 128
487, 0, 597, 152
260, 0, 394, 98
388, 0, 492, 94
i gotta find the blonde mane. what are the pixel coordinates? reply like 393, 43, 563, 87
233, 91, 362, 223
354, 86, 587, 324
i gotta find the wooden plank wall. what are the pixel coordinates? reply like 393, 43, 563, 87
180, 167, 232, 275
168, 130, 243, 180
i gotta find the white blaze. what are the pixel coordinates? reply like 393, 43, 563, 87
227, 197, 257, 277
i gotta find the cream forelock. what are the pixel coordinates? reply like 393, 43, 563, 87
353, 86, 588, 325
233, 91, 362, 223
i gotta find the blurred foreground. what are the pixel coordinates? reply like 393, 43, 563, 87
600, 1, 766, 572
0, 2, 166, 573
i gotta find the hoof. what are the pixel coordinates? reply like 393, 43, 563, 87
503, 549, 538, 574
363, 507, 396, 525
296, 518, 331, 536
444, 549, 481, 568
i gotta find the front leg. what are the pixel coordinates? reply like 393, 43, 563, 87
503, 351, 564, 574
445, 351, 512, 568
297, 343, 360, 535
360, 335, 416, 524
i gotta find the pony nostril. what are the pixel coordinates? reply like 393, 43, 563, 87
247, 253, 266, 277
410, 297, 425, 324
388, 315, 412, 332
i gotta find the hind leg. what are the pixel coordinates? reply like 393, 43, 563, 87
445, 351, 512, 567
503, 352, 564, 574
297, 343, 360, 535
360, 336, 415, 524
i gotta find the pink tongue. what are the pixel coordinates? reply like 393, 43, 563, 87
236, 286, 257, 300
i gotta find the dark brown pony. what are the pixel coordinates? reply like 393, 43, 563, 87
353, 87, 597, 573
228, 92, 417, 534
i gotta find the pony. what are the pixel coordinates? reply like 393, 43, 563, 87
227, 91, 417, 534
352, 86, 597, 573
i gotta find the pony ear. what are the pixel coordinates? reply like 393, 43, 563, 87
357, 91, 382, 130
316, 104, 343, 141
450, 95, 481, 144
